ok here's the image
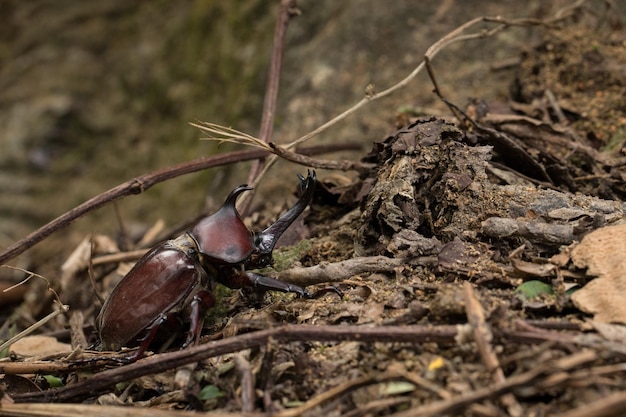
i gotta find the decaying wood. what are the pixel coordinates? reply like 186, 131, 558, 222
275, 256, 417, 287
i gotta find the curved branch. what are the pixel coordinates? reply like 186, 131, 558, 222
0, 144, 357, 264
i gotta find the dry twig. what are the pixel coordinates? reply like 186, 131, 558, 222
552, 390, 626, 417
246, 0, 299, 190
388, 350, 598, 417
275, 256, 416, 286
8, 324, 459, 402
233, 353, 255, 413
463, 282, 523, 417
0, 144, 354, 265
0, 266, 69, 352
0, 403, 234, 417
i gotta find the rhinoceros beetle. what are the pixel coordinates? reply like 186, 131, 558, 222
97, 171, 339, 359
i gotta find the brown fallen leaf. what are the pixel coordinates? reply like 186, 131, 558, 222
591, 321, 626, 344
10, 335, 72, 357
571, 223, 626, 324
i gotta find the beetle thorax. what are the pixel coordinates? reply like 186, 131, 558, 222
189, 211, 256, 265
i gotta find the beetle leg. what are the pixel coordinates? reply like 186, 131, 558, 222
183, 290, 216, 348
124, 312, 175, 362
221, 270, 342, 299
219, 270, 308, 296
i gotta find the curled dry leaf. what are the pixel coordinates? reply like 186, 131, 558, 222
571, 223, 626, 324
61, 235, 119, 281
60, 234, 119, 294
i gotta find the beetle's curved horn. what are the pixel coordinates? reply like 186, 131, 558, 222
225, 185, 254, 208
255, 170, 316, 255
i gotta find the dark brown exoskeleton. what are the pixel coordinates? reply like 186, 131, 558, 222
97, 171, 338, 359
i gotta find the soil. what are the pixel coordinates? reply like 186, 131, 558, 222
1, 2, 626, 416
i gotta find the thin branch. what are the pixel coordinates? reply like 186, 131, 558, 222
277, 372, 409, 417
258, 0, 298, 146
287, 7, 586, 150
269, 142, 370, 174
463, 282, 523, 417
192, 122, 371, 173
387, 350, 598, 417
234, 353, 255, 413
0, 144, 357, 265
285, 15, 488, 150
243, 4, 587, 192
7, 320, 618, 403
342, 397, 413, 417
552, 390, 626, 417
0, 150, 260, 265
246, 0, 299, 197
0, 304, 69, 353
91, 249, 149, 266
0, 403, 242, 417
9, 324, 459, 402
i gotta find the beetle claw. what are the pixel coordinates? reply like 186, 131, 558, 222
297, 170, 316, 195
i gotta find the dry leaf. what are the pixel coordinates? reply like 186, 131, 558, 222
60, 234, 119, 293
571, 224, 626, 324
591, 321, 626, 344
10, 335, 72, 357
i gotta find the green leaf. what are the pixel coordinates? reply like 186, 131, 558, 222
115, 381, 130, 391
515, 280, 554, 299
198, 384, 225, 400
380, 381, 416, 395
43, 375, 64, 388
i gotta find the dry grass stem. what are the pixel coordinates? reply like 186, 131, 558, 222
191, 121, 271, 151
0, 304, 69, 353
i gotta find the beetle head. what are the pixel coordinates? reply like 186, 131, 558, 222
190, 185, 256, 265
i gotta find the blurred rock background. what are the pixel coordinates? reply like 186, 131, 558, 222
1, 0, 621, 269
